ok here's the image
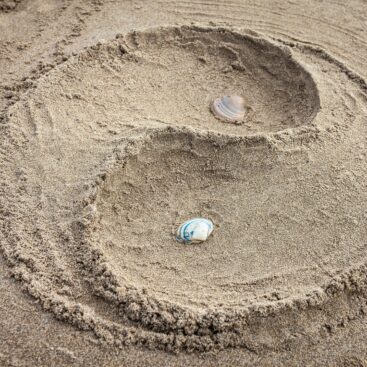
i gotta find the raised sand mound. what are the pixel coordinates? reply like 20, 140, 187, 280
1, 26, 367, 352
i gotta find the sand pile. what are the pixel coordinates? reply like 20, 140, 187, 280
1, 25, 367, 353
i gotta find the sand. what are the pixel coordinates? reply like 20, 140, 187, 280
1, 0, 367, 366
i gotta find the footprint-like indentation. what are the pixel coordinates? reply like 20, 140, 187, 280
48, 26, 320, 136
86, 126, 366, 314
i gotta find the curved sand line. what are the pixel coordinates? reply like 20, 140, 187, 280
0, 26, 367, 352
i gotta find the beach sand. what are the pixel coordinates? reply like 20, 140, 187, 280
1, 1, 367, 366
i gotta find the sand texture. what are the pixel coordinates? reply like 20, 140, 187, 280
1, 1, 367, 366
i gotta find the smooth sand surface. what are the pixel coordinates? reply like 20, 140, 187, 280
1, 0, 367, 365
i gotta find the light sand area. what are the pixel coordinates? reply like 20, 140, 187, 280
1, 0, 367, 366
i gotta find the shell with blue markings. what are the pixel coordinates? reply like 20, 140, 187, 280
176, 218, 214, 244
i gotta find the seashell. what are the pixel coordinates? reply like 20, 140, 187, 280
211, 95, 246, 123
176, 218, 214, 244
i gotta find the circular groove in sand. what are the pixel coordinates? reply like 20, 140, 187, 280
1, 26, 367, 351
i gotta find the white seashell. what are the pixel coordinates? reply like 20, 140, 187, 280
211, 95, 246, 123
176, 218, 214, 244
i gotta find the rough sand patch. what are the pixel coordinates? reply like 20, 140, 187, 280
0, 0, 22, 13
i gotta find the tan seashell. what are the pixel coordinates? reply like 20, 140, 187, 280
211, 95, 246, 124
